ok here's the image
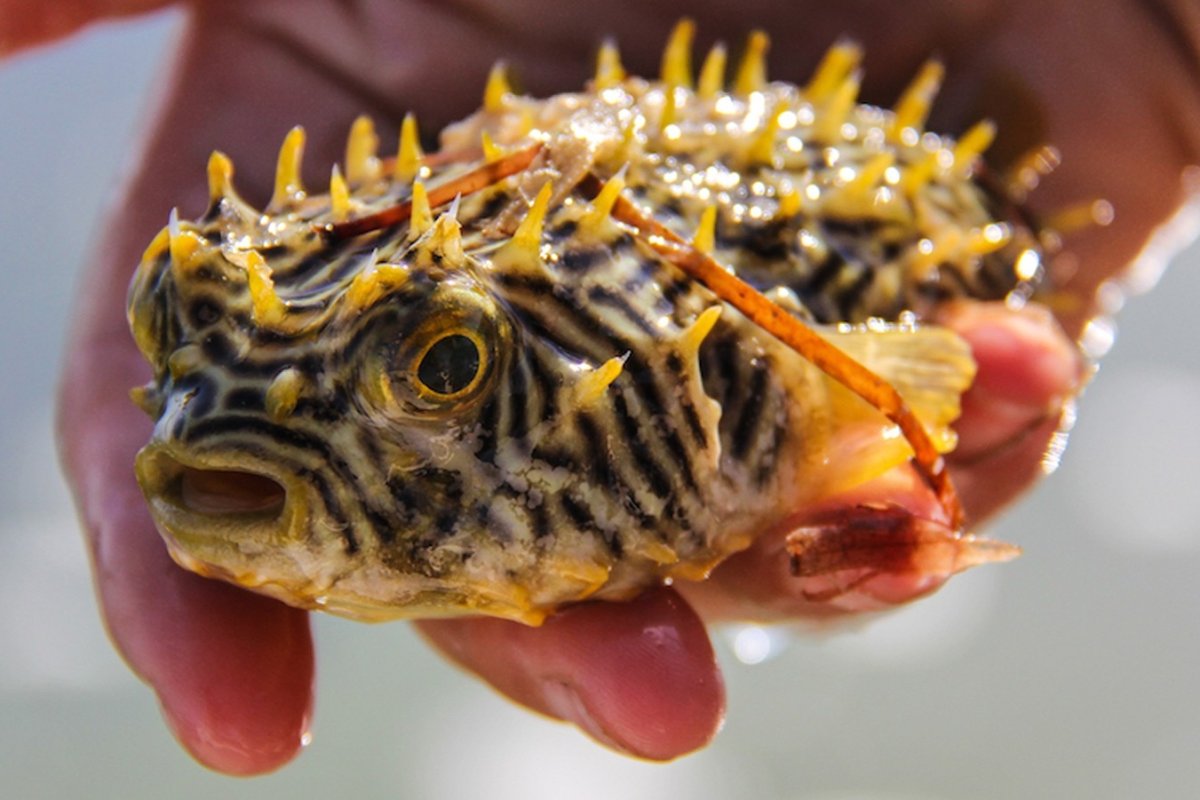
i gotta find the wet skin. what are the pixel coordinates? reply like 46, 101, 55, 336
8, 0, 1198, 773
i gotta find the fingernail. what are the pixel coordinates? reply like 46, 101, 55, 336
539, 679, 631, 756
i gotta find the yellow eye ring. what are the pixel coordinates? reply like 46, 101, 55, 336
411, 327, 489, 401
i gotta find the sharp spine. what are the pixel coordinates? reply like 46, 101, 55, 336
206, 151, 235, 202
484, 61, 512, 113
427, 208, 465, 262
581, 169, 627, 235
329, 165, 350, 221
693, 205, 718, 254
245, 249, 288, 327
167, 208, 205, 272
128, 383, 162, 418
733, 30, 769, 95
410, 181, 433, 235
1005, 145, 1062, 198
1043, 199, 1115, 234
812, 69, 861, 142
747, 103, 786, 165
493, 182, 553, 274
344, 258, 409, 313
512, 181, 553, 252
660, 82, 680, 130
889, 60, 944, 139
575, 354, 627, 406
660, 18, 695, 89
266, 367, 306, 420
395, 113, 423, 183
696, 43, 727, 100
777, 185, 802, 218
269, 126, 306, 209
594, 39, 625, 89
167, 345, 204, 380
141, 226, 169, 264
965, 223, 1013, 255
679, 306, 722, 356
481, 130, 504, 162
805, 39, 863, 103
952, 120, 996, 177
345, 115, 380, 185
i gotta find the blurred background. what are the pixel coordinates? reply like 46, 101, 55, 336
2, 10, 1198, 799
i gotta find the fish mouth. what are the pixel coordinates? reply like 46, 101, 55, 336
177, 467, 287, 516
134, 443, 303, 557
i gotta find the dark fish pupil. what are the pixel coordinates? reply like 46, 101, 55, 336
418, 334, 480, 395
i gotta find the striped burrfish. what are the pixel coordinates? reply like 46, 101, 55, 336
127, 22, 1043, 624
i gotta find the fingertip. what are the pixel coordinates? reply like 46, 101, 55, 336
939, 301, 1082, 462
159, 665, 312, 776
73, 424, 316, 776
144, 583, 315, 776
955, 302, 1082, 403
418, 588, 725, 761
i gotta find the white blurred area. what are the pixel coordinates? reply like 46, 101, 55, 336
2, 12, 1198, 800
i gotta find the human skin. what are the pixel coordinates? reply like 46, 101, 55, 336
11, 0, 1197, 775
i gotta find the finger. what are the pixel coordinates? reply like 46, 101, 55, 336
0, 0, 174, 56
678, 468, 950, 622
55, 16, 317, 775
416, 588, 724, 761
57, 274, 314, 776
937, 301, 1084, 521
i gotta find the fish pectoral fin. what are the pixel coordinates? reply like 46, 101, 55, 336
821, 324, 977, 452
785, 502, 1019, 605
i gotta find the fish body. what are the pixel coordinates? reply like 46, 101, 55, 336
128, 33, 1038, 624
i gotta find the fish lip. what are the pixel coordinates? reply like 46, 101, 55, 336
134, 440, 305, 552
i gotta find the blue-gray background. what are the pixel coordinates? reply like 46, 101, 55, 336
2, 12, 1197, 799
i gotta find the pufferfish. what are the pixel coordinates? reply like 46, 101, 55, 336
126, 21, 1051, 625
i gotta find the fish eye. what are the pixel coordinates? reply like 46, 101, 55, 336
414, 330, 486, 399
356, 286, 503, 419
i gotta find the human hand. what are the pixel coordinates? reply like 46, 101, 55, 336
35, 0, 1200, 774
